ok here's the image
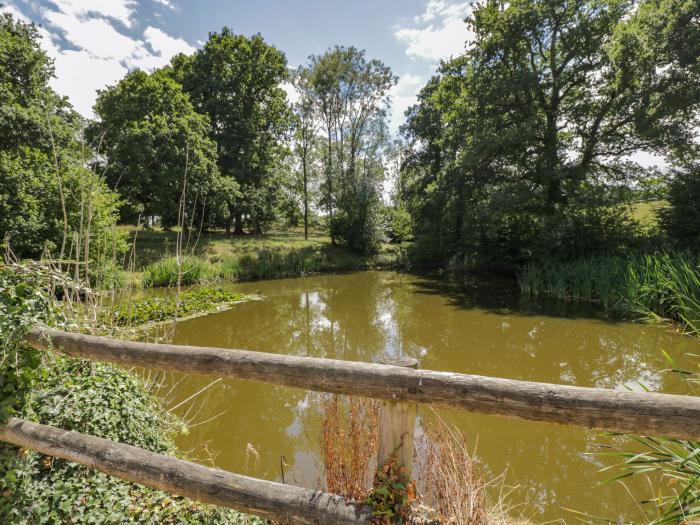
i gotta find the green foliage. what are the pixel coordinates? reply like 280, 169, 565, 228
383, 206, 414, 244
108, 287, 245, 326
365, 456, 416, 524
600, 352, 700, 523
518, 252, 700, 335
88, 69, 218, 227
141, 244, 404, 288
142, 256, 213, 288
0, 264, 59, 421
176, 28, 293, 234
0, 13, 125, 261
305, 47, 396, 254
599, 436, 700, 524
402, 0, 700, 268
0, 263, 263, 524
659, 161, 700, 250
330, 178, 385, 255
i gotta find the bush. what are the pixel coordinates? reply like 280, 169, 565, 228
330, 178, 384, 255
659, 162, 700, 250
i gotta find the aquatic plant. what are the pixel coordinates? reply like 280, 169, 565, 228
518, 252, 700, 335
107, 287, 245, 327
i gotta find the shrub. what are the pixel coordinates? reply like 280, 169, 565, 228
659, 162, 700, 250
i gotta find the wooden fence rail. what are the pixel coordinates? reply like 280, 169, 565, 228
26, 327, 700, 440
0, 417, 371, 525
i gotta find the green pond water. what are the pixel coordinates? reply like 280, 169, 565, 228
153, 270, 700, 522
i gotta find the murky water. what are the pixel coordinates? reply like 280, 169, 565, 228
155, 271, 700, 521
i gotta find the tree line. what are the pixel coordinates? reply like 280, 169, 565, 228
400, 0, 699, 267
1, 14, 401, 260
2, 0, 699, 267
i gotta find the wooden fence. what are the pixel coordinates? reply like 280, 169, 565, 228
3, 326, 700, 523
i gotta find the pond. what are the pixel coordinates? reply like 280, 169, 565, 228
154, 271, 700, 521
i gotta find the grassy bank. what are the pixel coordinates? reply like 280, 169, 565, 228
129, 227, 407, 288
518, 252, 700, 335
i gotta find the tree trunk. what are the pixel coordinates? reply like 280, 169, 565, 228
303, 156, 309, 240
233, 212, 245, 235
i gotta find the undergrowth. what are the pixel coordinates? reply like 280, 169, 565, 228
0, 263, 264, 524
142, 245, 406, 288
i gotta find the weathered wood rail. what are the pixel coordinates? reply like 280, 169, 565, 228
5, 326, 700, 524
0, 417, 371, 525
25, 327, 700, 440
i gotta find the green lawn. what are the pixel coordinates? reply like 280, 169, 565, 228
628, 200, 667, 228
123, 226, 331, 269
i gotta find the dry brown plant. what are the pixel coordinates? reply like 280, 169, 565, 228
414, 408, 489, 525
319, 393, 380, 502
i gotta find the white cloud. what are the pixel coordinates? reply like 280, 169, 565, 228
50, 0, 136, 28
44, 11, 145, 60
389, 74, 425, 131
281, 82, 300, 105
153, 0, 177, 10
395, 0, 473, 61
143, 26, 194, 58
2, 1, 196, 118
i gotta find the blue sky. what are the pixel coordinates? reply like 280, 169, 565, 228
2, 0, 475, 130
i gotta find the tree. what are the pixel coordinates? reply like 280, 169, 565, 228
307, 47, 396, 253
88, 70, 218, 228
176, 28, 293, 235
659, 160, 700, 249
402, 0, 700, 266
292, 67, 318, 239
0, 13, 123, 262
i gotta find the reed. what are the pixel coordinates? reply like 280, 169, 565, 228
518, 252, 700, 335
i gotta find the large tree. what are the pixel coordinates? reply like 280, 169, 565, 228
307, 47, 396, 252
176, 28, 293, 235
403, 0, 700, 265
0, 13, 122, 262
88, 70, 218, 228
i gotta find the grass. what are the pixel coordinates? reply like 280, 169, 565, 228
628, 200, 667, 228
518, 251, 700, 335
133, 227, 407, 288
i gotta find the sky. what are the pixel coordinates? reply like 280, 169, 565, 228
2, 0, 475, 131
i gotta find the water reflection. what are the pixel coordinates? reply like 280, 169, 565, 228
159, 271, 699, 521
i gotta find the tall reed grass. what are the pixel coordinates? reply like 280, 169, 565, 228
518, 252, 700, 335
141, 245, 387, 288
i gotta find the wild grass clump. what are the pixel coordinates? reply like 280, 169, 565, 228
415, 411, 488, 525
142, 256, 216, 287
142, 243, 403, 288
317, 395, 525, 524
518, 252, 700, 335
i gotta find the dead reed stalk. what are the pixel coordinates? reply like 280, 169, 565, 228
415, 408, 488, 525
319, 393, 379, 502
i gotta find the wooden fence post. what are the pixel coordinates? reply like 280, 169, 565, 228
377, 356, 418, 483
